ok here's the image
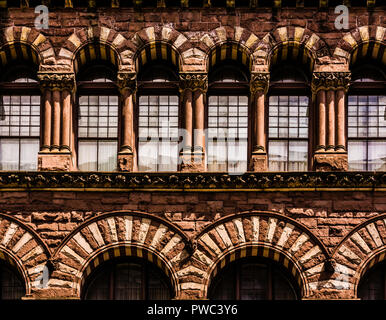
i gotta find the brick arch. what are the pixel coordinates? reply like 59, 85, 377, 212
334, 26, 386, 65
0, 26, 55, 67
52, 211, 192, 298
58, 27, 132, 73
187, 211, 330, 299
0, 213, 51, 296
130, 26, 196, 72
332, 213, 386, 298
254, 26, 329, 69
199, 26, 258, 71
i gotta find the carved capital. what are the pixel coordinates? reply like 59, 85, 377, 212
38, 72, 76, 92
117, 72, 137, 94
179, 72, 208, 93
250, 72, 270, 96
311, 72, 351, 93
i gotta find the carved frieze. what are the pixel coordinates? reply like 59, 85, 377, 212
179, 73, 208, 93
38, 72, 76, 92
311, 72, 351, 93
117, 72, 137, 94
250, 72, 270, 95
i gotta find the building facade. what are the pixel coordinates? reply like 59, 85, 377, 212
0, 0, 385, 300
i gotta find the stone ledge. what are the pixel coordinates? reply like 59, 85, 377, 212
0, 171, 385, 190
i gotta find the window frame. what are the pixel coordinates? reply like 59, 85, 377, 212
347, 71, 386, 171
267, 79, 312, 172
76, 76, 120, 172
82, 256, 174, 300
0, 260, 25, 300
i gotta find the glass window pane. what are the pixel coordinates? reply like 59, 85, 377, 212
268, 141, 287, 171
0, 139, 20, 170
368, 141, 386, 171
288, 141, 308, 171
98, 141, 117, 171
20, 139, 39, 170
348, 141, 367, 171
78, 140, 98, 171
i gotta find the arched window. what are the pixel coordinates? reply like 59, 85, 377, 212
0, 65, 40, 171
209, 257, 299, 300
83, 257, 173, 300
268, 65, 310, 171
348, 64, 386, 171
358, 260, 386, 300
207, 64, 249, 172
137, 63, 179, 171
0, 260, 25, 300
77, 64, 119, 171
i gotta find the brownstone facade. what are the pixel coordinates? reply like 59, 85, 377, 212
0, 1, 385, 300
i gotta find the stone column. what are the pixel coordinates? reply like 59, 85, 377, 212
179, 73, 208, 172
37, 72, 76, 171
311, 71, 351, 171
249, 72, 270, 172
117, 72, 137, 172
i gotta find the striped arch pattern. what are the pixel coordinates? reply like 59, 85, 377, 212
188, 211, 329, 298
334, 26, 386, 65
254, 26, 329, 71
0, 26, 55, 66
131, 26, 197, 72
332, 213, 386, 297
0, 213, 50, 295
199, 26, 259, 71
58, 26, 131, 73
52, 211, 191, 298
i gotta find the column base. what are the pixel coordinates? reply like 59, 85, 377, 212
38, 152, 72, 171
249, 153, 268, 172
180, 151, 205, 172
313, 152, 348, 171
118, 151, 134, 172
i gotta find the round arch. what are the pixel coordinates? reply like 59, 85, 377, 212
188, 210, 330, 299
333, 213, 386, 298
52, 210, 192, 298
0, 213, 51, 296
334, 25, 386, 65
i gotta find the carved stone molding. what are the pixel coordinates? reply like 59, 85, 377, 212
311, 72, 351, 93
117, 72, 137, 94
250, 72, 270, 96
0, 171, 385, 190
37, 72, 76, 92
179, 72, 208, 93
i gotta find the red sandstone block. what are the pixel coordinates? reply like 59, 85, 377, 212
36, 223, 59, 232
129, 193, 151, 202
58, 222, 78, 232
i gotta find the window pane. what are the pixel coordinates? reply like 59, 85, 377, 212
268, 140, 288, 171
0, 139, 20, 170
138, 141, 157, 171
348, 141, 367, 171
20, 139, 39, 171
98, 141, 117, 171
288, 141, 308, 171
368, 141, 386, 171
78, 140, 98, 171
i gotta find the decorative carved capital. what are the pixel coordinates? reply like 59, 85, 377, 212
250, 72, 270, 96
117, 72, 137, 94
38, 72, 76, 92
311, 72, 351, 93
179, 72, 208, 93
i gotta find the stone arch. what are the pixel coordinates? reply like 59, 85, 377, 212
0, 213, 51, 296
131, 26, 198, 72
333, 213, 386, 298
52, 210, 192, 299
186, 211, 329, 299
199, 26, 259, 72
58, 27, 133, 73
334, 26, 386, 66
0, 26, 55, 67
254, 26, 330, 71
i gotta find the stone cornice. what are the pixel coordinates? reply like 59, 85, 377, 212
37, 72, 76, 92
179, 72, 208, 93
117, 72, 137, 94
0, 172, 385, 191
250, 72, 270, 96
311, 71, 351, 93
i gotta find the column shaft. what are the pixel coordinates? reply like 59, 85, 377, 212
184, 89, 193, 148
317, 90, 326, 150
121, 90, 134, 150
52, 90, 61, 151
193, 90, 205, 152
326, 89, 335, 150
336, 89, 346, 151
61, 90, 71, 151
42, 90, 52, 151
256, 91, 265, 151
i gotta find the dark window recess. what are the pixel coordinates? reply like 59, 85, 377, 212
0, 261, 25, 300
358, 260, 386, 300
209, 257, 299, 300
83, 258, 172, 300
